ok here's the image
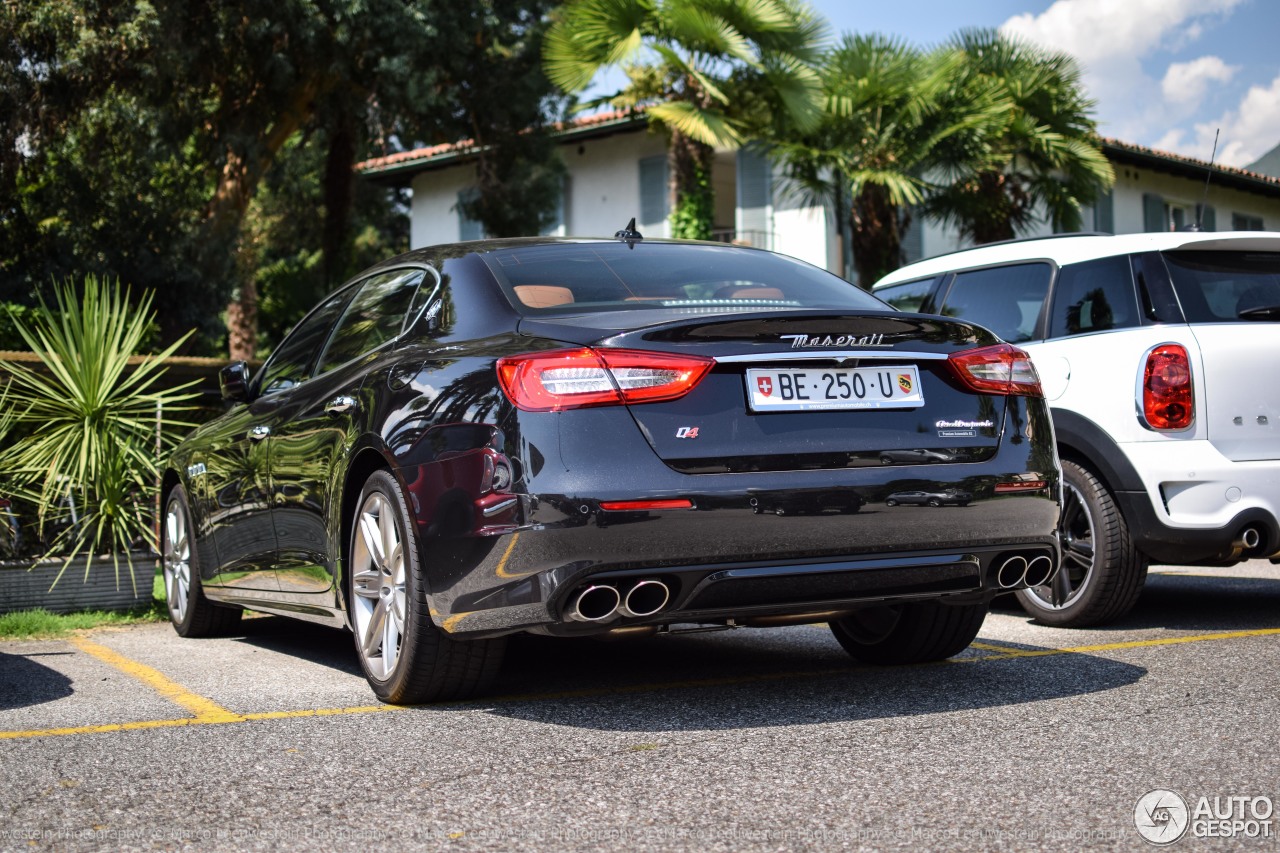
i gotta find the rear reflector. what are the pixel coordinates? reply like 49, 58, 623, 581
1141, 343, 1193, 430
598, 499, 694, 511
947, 344, 1042, 397
994, 480, 1048, 493
497, 348, 714, 412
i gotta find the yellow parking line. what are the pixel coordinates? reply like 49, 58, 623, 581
3, 626, 1278, 741
68, 636, 242, 723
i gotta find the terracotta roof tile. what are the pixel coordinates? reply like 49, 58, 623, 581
355, 108, 646, 173
1102, 137, 1280, 188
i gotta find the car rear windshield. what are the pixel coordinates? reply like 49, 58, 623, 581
480, 242, 888, 315
1163, 251, 1280, 323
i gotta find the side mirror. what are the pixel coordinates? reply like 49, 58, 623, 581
219, 361, 252, 403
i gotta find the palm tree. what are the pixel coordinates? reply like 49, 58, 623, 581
925, 29, 1114, 245
543, 0, 826, 239
771, 34, 1006, 286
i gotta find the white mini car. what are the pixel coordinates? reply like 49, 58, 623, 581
875, 231, 1280, 626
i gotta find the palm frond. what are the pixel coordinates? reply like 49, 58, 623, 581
647, 100, 741, 147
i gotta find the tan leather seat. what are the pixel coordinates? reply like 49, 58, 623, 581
726, 287, 784, 300
513, 285, 574, 308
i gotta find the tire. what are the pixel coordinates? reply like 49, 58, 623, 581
927, 498, 942, 507
829, 600, 987, 665
163, 485, 242, 638
885, 499, 898, 507
1015, 459, 1148, 627
349, 470, 505, 704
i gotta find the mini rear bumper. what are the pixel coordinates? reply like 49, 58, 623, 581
1120, 441, 1280, 563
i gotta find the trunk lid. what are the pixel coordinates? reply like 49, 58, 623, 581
521, 310, 1010, 471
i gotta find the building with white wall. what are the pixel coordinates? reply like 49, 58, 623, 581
357, 110, 1280, 285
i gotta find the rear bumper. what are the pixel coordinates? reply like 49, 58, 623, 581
399, 399, 1060, 637
1119, 441, 1280, 563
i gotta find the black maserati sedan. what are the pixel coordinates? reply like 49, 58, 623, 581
162, 231, 1061, 703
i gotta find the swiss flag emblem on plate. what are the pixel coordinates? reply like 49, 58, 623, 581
757, 376, 773, 396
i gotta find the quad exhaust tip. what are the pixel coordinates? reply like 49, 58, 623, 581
621, 580, 670, 618
567, 579, 672, 622
996, 553, 1058, 589
569, 585, 621, 622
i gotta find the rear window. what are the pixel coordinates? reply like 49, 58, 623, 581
1163, 251, 1280, 322
479, 242, 888, 315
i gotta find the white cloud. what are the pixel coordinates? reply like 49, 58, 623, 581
1000, 0, 1242, 69
1161, 56, 1238, 106
1151, 129, 1185, 153
999, 0, 1247, 149
1194, 73, 1280, 167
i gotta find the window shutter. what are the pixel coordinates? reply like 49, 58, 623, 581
539, 176, 568, 236
639, 156, 668, 235
1093, 190, 1114, 233
901, 208, 923, 264
736, 147, 771, 247
1196, 203, 1216, 232
1142, 193, 1166, 233
458, 189, 484, 241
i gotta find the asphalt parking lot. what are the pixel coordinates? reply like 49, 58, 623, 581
3, 562, 1280, 851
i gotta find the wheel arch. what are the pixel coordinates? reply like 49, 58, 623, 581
336, 447, 399, 622
1050, 408, 1145, 498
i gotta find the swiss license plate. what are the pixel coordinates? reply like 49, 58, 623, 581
746, 366, 924, 411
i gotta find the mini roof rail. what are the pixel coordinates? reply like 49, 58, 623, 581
914, 231, 1112, 264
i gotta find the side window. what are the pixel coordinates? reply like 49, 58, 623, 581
938, 264, 1052, 343
256, 289, 352, 396
875, 277, 938, 314
1049, 256, 1139, 338
317, 269, 426, 374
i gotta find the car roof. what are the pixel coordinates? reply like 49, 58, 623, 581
874, 231, 1280, 288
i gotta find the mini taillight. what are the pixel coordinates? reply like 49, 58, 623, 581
947, 344, 1042, 397
496, 348, 715, 412
1142, 344, 1193, 430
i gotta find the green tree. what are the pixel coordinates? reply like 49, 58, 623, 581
543, 0, 826, 239
771, 35, 1005, 286
924, 29, 1114, 245
0, 1, 566, 358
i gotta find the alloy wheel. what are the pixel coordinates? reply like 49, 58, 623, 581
1026, 479, 1094, 609
351, 492, 408, 680
163, 497, 191, 624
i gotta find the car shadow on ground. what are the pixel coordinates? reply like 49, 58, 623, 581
229, 615, 365, 677
462, 628, 1146, 732
0, 651, 74, 710
209, 612, 1148, 732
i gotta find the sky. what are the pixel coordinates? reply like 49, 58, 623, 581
805, 0, 1280, 168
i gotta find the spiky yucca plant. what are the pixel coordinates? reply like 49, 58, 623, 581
0, 276, 197, 589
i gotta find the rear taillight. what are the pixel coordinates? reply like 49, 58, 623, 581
947, 344, 1042, 397
1142, 343, 1193, 430
496, 348, 715, 412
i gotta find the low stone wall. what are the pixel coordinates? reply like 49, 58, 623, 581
0, 555, 155, 615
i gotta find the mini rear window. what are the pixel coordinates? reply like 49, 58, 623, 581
479, 242, 888, 315
1163, 251, 1280, 323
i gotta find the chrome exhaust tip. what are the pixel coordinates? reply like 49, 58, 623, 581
1239, 526, 1262, 553
996, 555, 1029, 589
620, 579, 670, 618
568, 584, 621, 622
1023, 555, 1054, 588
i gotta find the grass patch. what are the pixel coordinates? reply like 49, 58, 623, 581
0, 603, 166, 639
0, 565, 168, 639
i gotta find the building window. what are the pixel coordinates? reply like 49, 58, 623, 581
1233, 212, 1265, 231
457, 188, 484, 241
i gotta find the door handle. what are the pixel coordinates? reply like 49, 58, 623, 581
325, 395, 357, 415
249, 424, 271, 441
